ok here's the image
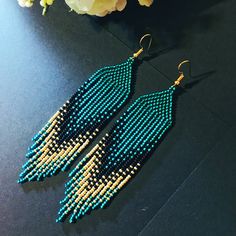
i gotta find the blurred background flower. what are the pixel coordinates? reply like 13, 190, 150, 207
18, 0, 34, 7
17, 0, 154, 16
65, 0, 127, 17
138, 0, 153, 7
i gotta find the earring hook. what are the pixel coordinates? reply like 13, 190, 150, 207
178, 60, 190, 73
174, 60, 190, 86
133, 34, 153, 58
139, 34, 153, 52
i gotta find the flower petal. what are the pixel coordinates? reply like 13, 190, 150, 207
138, 0, 153, 7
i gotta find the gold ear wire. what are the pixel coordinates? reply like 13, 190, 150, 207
174, 60, 190, 86
133, 34, 153, 58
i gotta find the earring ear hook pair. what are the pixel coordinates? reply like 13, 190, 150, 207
133, 34, 191, 86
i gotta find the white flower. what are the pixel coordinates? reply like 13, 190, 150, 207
18, 0, 34, 7
65, 0, 128, 17
40, 0, 54, 7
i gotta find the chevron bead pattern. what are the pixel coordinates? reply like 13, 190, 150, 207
18, 57, 135, 183
57, 86, 175, 222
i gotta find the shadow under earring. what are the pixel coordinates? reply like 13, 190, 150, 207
57, 60, 190, 223
18, 34, 153, 183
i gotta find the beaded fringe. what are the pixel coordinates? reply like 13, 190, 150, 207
57, 86, 175, 222
18, 57, 135, 183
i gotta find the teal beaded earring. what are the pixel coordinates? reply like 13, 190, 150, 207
57, 60, 190, 223
18, 34, 153, 183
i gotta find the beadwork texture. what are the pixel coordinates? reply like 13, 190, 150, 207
18, 57, 135, 183
57, 86, 175, 223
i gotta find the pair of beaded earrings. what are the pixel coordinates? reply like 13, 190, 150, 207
18, 34, 190, 223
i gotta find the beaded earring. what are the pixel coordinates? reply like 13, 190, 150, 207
18, 34, 153, 183
57, 60, 190, 223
